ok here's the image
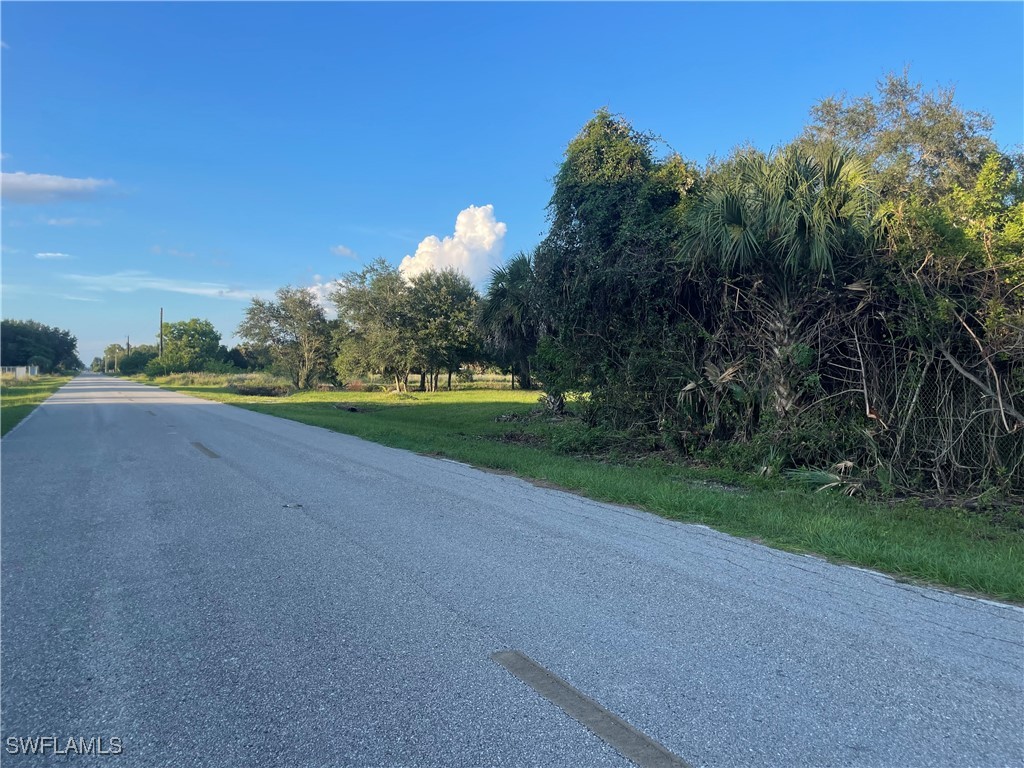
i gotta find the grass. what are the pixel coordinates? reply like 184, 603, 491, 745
0, 375, 73, 436
138, 373, 1024, 603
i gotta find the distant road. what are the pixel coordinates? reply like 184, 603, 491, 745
2, 373, 1021, 767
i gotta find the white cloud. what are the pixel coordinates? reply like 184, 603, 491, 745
306, 275, 342, 320
399, 204, 507, 285
1, 171, 114, 203
45, 217, 100, 227
62, 270, 273, 301
59, 294, 102, 303
35, 252, 74, 260
330, 244, 356, 258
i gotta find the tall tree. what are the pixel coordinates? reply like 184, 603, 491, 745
153, 318, 222, 373
682, 141, 877, 419
237, 288, 331, 389
407, 268, 481, 391
479, 251, 539, 389
533, 109, 698, 422
805, 69, 1000, 202
331, 260, 415, 390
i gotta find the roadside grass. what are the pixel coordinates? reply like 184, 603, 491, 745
0, 375, 73, 436
138, 375, 1024, 603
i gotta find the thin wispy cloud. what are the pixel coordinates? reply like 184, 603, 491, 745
399, 204, 507, 285
35, 252, 74, 260
330, 244, 357, 258
62, 270, 274, 301
1, 171, 114, 204
45, 216, 100, 227
347, 224, 420, 244
59, 294, 102, 303
151, 245, 196, 260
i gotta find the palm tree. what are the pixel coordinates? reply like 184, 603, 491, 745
682, 142, 877, 418
478, 251, 539, 389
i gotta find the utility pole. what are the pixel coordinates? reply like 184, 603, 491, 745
126, 336, 131, 356
159, 307, 164, 360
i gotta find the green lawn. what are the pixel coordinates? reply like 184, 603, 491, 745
0, 375, 73, 436
140, 375, 1024, 603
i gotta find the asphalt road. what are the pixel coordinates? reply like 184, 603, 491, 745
2, 373, 1022, 767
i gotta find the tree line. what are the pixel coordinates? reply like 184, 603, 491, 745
1, 320, 83, 372
96, 273, 510, 391
237, 265, 496, 392
92, 318, 270, 376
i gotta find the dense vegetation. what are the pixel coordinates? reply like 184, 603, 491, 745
1, 320, 83, 373
528, 73, 1023, 499
107, 72, 1023, 500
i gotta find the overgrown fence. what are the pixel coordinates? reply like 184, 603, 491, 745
859, 342, 1023, 496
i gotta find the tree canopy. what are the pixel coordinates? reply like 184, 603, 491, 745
1, 320, 82, 372
237, 288, 331, 389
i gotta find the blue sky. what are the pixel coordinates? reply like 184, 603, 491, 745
2, 2, 1022, 364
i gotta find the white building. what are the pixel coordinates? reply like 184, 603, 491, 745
0, 365, 41, 379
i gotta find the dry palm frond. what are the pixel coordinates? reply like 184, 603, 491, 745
704, 361, 744, 388
784, 468, 864, 496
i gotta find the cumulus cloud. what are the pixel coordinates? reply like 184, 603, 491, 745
62, 270, 273, 301
330, 244, 356, 258
399, 204, 507, 285
1, 171, 114, 204
35, 252, 74, 260
306, 274, 342, 319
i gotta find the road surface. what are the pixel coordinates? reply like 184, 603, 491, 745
2, 374, 1022, 767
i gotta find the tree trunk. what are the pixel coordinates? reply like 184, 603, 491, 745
767, 303, 798, 420
517, 354, 532, 390
419, 371, 426, 391
545, 393, 565, 414
447, 369, 453, 391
